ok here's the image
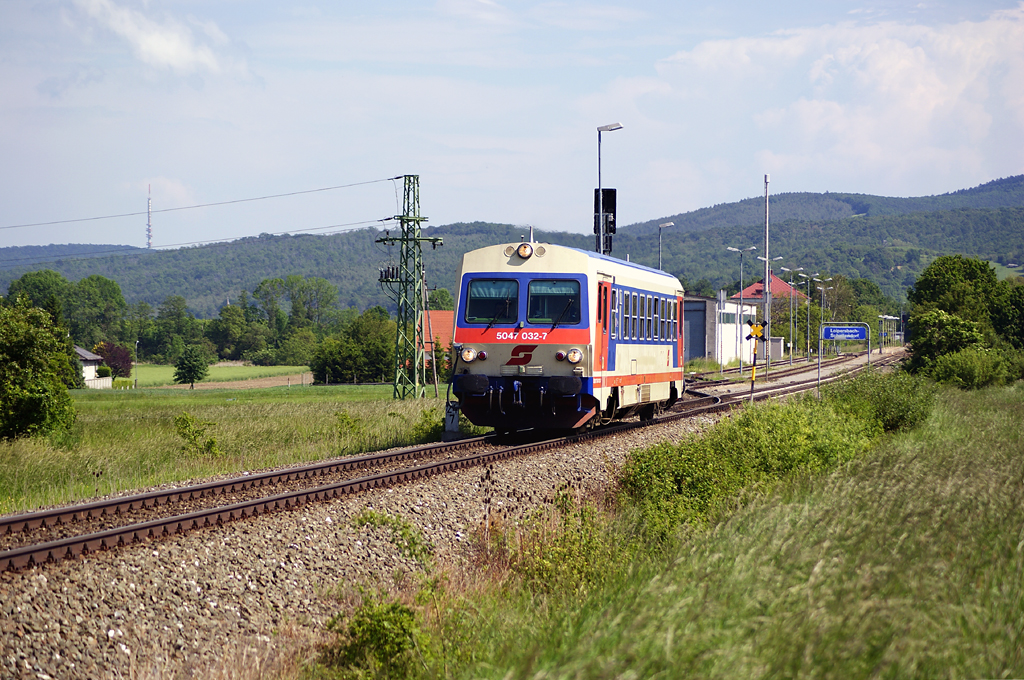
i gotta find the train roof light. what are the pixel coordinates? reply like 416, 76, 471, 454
516, 242, 534, 260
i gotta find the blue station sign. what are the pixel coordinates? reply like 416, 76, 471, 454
822, 325, 868, 341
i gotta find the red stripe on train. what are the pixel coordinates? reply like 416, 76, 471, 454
454, 327, 591, 344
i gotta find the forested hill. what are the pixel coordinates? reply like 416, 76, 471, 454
627, 175, 1024, 235
2, 177, 1023, 315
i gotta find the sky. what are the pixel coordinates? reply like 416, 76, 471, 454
1, 0, 1023, 251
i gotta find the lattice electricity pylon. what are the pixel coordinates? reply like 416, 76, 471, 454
376, 175, 442, 399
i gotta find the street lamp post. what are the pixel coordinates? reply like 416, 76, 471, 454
134, 339, 139, 389
727, 245, 757, 375
757, 254, 783, 371
658, 221, 674, 270
780, 266, 803, 365
799, 272, 818, 360
817, 285, 834, 354
596, 123, 623, 255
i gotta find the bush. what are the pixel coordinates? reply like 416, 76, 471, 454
0, 301, 77, 439
822, 369, 936, 432
322, 597, 426, 677
242, 348, 276, 366
930, 346, 1009, 389
92, 341, 133, 378
620, 397, 877, 542
96, 365, 112, 378
173, 412, 222, 457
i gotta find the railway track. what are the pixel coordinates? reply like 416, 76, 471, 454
0, 351, 902, 572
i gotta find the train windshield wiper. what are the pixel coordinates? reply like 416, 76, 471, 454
550, 298, 575, 330
485, 296, 512, 331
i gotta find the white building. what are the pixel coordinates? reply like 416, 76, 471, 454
75, 346, 112, 389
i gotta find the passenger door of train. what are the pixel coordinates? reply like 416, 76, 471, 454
595, 279, 612, 377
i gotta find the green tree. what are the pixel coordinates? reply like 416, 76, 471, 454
907, 255, 998, 326
65, 274, 127, 347
254, 278, 287, 337
276, 328, 319, 366
173, 345, 210, 389
0, 300, 77, 439
310, 306, 396, 383
155, 295, 202, 363
6, 270, 71, 310
993, 282, 1024, 349
428, 287, 455, 311
907, 309, 985, 372
206, 304, 247, 359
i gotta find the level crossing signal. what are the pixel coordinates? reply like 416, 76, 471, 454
746, 319, 765, 342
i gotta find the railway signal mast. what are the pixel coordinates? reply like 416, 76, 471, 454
595, 123, 623, 255
376, 175, 442, 400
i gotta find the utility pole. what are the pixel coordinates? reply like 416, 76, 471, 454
376, 175, 443, 399
763, 173, 771, 372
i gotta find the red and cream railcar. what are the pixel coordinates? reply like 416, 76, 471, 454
450, 241, 685, 431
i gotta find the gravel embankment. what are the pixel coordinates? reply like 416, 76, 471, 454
0, 416, 717, 679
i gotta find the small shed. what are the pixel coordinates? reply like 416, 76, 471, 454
75, 346, 112, 389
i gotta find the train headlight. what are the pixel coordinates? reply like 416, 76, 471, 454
555, 351, 566, 361
566, 348, 583, 364
516, 242, 534, 260
460, 347, 478, 363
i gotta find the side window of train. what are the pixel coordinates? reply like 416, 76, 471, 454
610, 290, 617, 338
646, 295, 653, 339
662, 297, 667, 339
626, 292, 634, 340
654, 297, 660, 340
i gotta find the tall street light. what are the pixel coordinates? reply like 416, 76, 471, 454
596, 123, 623, 256
134, 339, 139, 389
816, 285, 834, 354
757, 254, 782, 371
727, 245, 757, 375
658, 221, 674, 270
799, 272, 818, 360
780, 266, 803, 365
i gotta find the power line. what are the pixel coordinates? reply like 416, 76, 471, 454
0, 177, 397, 231
0, 218, 393, 271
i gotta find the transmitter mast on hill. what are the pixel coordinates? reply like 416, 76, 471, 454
146, 185, 153, 249
377, 175, 443, 399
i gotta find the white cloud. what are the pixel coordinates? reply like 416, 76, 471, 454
72, 0, 246, 76
647, 5, 1024, 195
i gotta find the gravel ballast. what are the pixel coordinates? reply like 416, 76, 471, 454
0, 416, 716, 679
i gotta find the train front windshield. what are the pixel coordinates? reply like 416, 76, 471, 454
465, 279, 519, 324
528, 280, 580, 325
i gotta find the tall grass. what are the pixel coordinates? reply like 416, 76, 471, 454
311, 376, 1024, 679
0, 385, 458, 515
435, 382, 1024, 679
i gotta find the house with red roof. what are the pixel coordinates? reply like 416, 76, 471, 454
420, 310, 454, 354
730, 273, 807, 303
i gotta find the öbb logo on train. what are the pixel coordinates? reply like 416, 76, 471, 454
505, 345, 538, 365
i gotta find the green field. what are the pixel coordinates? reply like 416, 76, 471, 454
0, 384, 450, 516
132, 363, 311, 387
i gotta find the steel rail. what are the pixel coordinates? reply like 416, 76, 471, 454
0, 434, 493, 536
0, 418, 655, 571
